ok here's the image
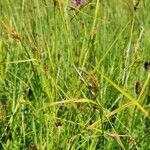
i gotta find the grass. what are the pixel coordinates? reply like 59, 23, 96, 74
0, 0, 150, 149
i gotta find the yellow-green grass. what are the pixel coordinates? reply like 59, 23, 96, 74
0, 0, 150, 149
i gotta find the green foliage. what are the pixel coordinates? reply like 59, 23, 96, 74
0, 0, 150, 149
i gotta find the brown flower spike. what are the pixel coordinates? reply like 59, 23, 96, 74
144, 62, 150, 71
135, 81, 141, 95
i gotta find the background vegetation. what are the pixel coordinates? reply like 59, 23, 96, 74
0, 0, 150, 149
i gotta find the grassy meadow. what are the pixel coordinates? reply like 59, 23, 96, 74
0, 0, 150, 149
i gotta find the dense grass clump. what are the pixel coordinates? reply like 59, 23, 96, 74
0, 0, 150, 149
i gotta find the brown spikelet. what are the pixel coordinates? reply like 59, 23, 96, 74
130, 136, 137, 145
134, 0, 141, 11
10, 30, 22, 41
135, 81, 141, 95
55, 121, 62, 127
88, 74, 99, 99
30, 144, 37, 150
144, 61, 150, 72
2, 23, 22, 41
31, 46, 37, 52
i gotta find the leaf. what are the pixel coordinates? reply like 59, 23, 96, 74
101, 73, 148, 117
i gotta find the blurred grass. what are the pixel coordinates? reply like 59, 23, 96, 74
0, 0, 150, 149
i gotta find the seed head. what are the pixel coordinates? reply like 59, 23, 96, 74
135, 81, 141, 95
144, 61, 150, 71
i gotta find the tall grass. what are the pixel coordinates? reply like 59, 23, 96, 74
0, 0, 150, 149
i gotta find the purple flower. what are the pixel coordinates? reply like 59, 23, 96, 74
71, 0, 86, 7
